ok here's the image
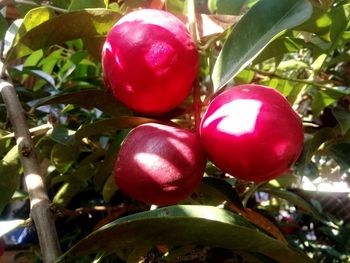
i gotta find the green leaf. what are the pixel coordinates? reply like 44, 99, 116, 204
6, 8, 121, 61
332, 107, 350, 135
57, 205, 312, 263
102, 175, 118, 202
262, 189, 324, 222
298, 127, 336, 166
0, 14, 8, 41
195, 177, 244, 210
51, 144, 80, 174
208, 0, 247, 15
295, 7, 331, 35
3, 19, 23, 57
51, 125, 75, 146
212, 0, 312, 91
69, 0, 106, 10
34, 90, 131, 117
74, 117, 166, 141
328, 142, 350, 171
0, 146, 21, 213
329, 4, 350, 50
53, 164, 95, 206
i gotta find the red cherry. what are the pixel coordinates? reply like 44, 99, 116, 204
102, 9, 199, 115
114, 123, 206, 205
200, 84, 304, 182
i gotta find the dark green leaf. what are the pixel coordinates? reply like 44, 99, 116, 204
51, 144, 80, 173
57, 205, 312, 263
34, 90, 131, 116
0, 146, 21, 213
51, 125, 75, 146
11, 65, 56, 87
328, 142, 350, 171
102, 175, 118, 203
6, 8, 121, 61
299, 127, 336, 166
262, 189, 324, 221
212, 0, 312, 91
332, 107, 350, 135
0, 14, 8, 41
195, 177, 244, 210
75, 117, 167, 141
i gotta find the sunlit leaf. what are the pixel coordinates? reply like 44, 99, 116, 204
57, 205, 312, 263
68, 0, 106, 10
0, 146, 21, 214
6, 8, 121, 61
208, 0, 247, 15
262, 189, 324, 222
212, 0, 312, 91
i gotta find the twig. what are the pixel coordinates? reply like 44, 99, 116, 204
248, 67, 332, 90
187, 0, 202, 132
0, 0, 67, 13
0, 66, 61, 262
0, 123, 52, 140
241, 182, 265, 207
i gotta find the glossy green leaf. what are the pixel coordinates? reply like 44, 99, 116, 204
3, 19, 23, 57
212, 0, 312, 91
57, 205, 312, 263
51, 125, 75, 146
0, 146, 21, 213
75, 117, 167, 141
332, 107, 350, 135
6, 8, 121, 61
34, 90, 131, 116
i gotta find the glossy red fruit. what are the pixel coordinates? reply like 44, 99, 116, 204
114, 123, 206, 205
102, 9, 199, 115
200, 84, 304, 182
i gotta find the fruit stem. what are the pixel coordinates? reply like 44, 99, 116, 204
242, 182, 265, 207
187, 0, 202, 133
193, 79, 202, 133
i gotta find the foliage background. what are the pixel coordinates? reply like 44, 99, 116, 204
0, 0, 350, 262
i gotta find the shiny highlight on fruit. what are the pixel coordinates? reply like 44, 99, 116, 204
114, 123, 206, 205
102, 9, 199, 115
200, 84, 304, 182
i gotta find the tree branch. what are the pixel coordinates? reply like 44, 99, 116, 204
0, 76, 61, 262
